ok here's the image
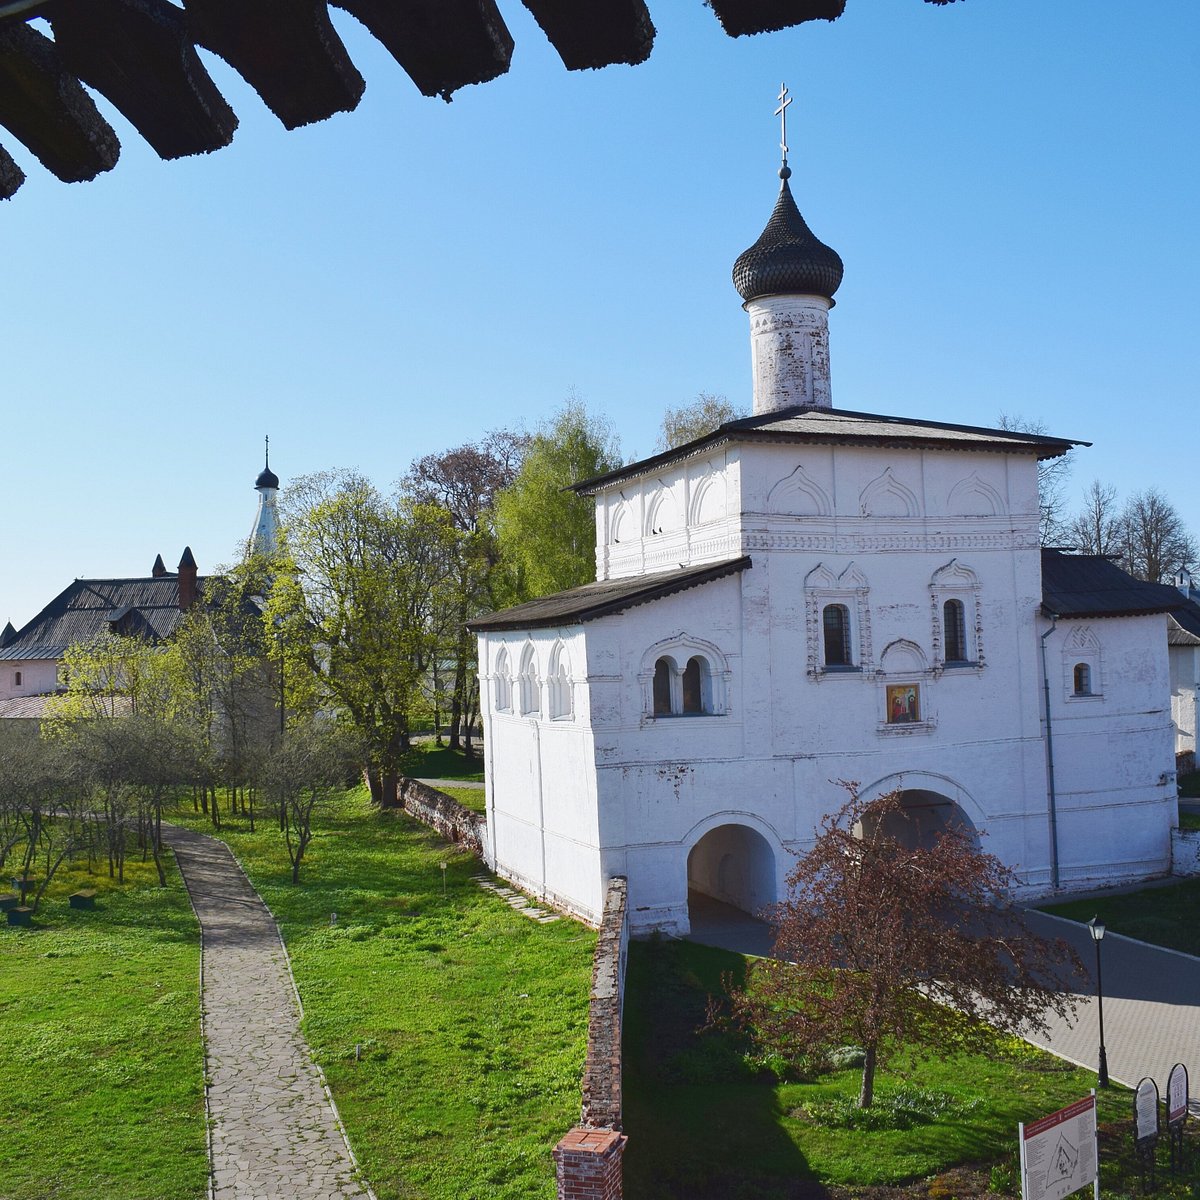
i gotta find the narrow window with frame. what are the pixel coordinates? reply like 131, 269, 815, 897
822, 604, 852, 667
943, 598, 967, 664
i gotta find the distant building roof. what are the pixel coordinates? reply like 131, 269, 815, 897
0, 575, 208, 661
1041, 551, 1186, 619
468, 556, 751, 633
1169, 598, 1200, 642
575, 406, 1083, 494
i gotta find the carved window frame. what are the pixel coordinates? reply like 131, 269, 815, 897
804, 563, 873, 677
930, 559, 984, 672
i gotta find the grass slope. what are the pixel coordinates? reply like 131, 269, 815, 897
0, 856, 206, 1200
176, 788, 593, 1200
399, 743, 485, 783
623, 938, 1127, 1200
1042, 879, 1200, 957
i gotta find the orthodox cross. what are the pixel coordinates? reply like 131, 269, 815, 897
264, 433, 270, 467
775, 82, 792, 164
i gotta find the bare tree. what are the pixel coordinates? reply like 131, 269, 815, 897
730, 786, 1082, 1108
998, 413, 1074, 545
657, 392, 746, 452
1119, 488, 1198, 583
1065, 480, 1123, 556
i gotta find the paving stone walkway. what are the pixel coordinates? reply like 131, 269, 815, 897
164, 824, 373, 1200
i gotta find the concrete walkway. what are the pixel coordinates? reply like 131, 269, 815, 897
687, 894, 1200, 1095
165, 824, 372, 1200
415, 776, 484, 790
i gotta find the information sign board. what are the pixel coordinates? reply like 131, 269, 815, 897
1135, 1077, 1160, 1144
1167, 1063, 1189, 1127
1020, 1094, 1098, 1200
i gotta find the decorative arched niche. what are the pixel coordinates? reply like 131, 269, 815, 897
859, 467, 920, 518
878, 640, 933, 731
518, 642, 540, 717
689, 470, 726, 527
640, 633, 730, 718
947, 472, 1006, 517
547, 641, 574, 720
929, 559, 984, 669
493, 644, 512, 713
766, 463, 832, 517
645, 482, 682, 537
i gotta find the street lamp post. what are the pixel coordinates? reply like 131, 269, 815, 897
1089, 917, 1109, 1087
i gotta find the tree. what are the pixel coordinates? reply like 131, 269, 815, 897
402, 430, 528, 753
657, 392, 746, 452
272, 470, 461, 806
1119, 487, 1197, 583
493, 400, 621, 602
732, 787, 1081, 1107
998, 413, 1074, 545
1065, 479, 1123, 557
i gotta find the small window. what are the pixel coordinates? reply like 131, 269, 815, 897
682, 657, 707, 714
1073, 663, 1091, 696
822, 604, 851, 667
14, 670, 21, 687
943, 599, 967, 664
653, 658, 672, 715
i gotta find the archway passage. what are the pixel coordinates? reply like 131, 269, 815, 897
687, 823, 776, 920
866, 789, 979, 851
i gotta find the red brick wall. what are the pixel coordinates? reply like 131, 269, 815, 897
553, 1126, 627, 1200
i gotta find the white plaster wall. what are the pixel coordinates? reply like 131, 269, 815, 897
1168, 643, 1199, 760
478, 627, 605, 922
1046, 613, 1176, 887
0, 658, 59, 701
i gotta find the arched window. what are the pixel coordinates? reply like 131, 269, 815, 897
822, 604, 851, 667
1073, 662, 1091, 696
518, 645, 540, 716
548, 644, 573, 720
494, 647, 512, 712
943, 599, 967, 664
683, 656, 713, 714
653, 658, 673, 715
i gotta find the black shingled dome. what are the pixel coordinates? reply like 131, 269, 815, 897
733, 167, 844, 304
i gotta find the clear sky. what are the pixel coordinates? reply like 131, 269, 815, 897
2, 0, 1197, 629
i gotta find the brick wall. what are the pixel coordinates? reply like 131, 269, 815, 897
397, 777, 486, 857
580, 876, 627, 1129
555, 876, 629, 1200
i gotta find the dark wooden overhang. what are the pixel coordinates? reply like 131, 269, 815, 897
0, 0, 950, 199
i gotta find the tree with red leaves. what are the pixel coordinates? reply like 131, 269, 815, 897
735, 786, 1082, 1107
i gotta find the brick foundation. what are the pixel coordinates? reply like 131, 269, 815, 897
553, 1126, 627, 1200
397, 777, 486, 855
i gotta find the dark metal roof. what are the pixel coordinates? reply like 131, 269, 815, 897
1041, 551, 1186, 619
733, 169, 843, 303
0, 620, 15, 647
1169, 598, 1200, 641
468, 555, 751, 632
0, 575, 207, 660
0, 1, 948, 200
256, 466, 280, 490
575, 406, 1084, 494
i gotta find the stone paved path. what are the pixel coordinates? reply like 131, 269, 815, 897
1022, 910, 1200, 1096
165, 824, 372, 1200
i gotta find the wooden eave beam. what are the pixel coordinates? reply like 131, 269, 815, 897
51, 0, 236, 160
184, 0, 364, 130
521, 0, 654, 71
0, 21, 118, 183
707, 0, 846, 37
335, 0, 513, 100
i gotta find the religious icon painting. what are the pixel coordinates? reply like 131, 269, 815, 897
886, 683, 920, 724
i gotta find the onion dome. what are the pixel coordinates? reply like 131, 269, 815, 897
255, 464, 279, 489
733, 166, 844, 304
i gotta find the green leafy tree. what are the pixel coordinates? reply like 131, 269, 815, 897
272, 470, 461, 806
493, 400, 621, 602
657, 392, 745, 452
731, 786, 1082, 1108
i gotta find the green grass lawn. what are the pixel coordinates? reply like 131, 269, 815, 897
399, 742, 485, 782
1178, 772, 1200, 798
623, 938, 1127, 1200
1041, 878, 1200, 957
173, 787, 593, 1200
437, 785, 488, 815
0, 855, 206, 1200
1178, 809, 1200, 830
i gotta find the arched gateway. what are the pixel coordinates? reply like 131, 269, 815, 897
687, 823, 776, 919
864, 788, 981, 852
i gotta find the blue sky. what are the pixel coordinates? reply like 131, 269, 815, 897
2, 0, 1197, 628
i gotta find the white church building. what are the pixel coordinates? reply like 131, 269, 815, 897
469, 156, 1183, 936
